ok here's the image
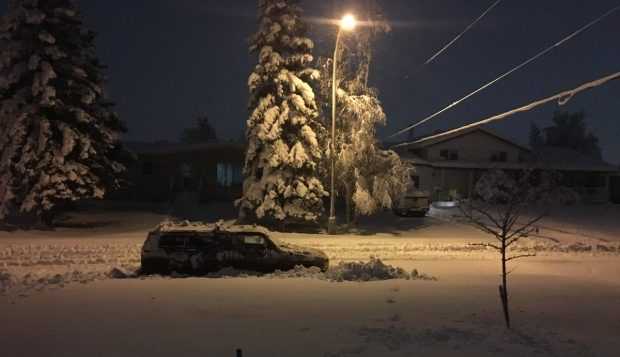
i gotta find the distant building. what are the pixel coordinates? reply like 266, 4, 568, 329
611, 171, 620, 204
116, 142, 245, 202
395, 127, 618, 203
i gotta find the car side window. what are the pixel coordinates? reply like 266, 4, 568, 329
243, 234, 268, 252
214, 232, 230, 249
187, 233, 215, 248
228, 233, 244, 249
159, 233, 187, 248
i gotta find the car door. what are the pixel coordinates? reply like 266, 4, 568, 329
185, 232, 219, 273
214, 232, 245, 269
238, 233, 274, 272
159, 232, 192, 272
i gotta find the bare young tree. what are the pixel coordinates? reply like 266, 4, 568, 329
459, 167, 561, 328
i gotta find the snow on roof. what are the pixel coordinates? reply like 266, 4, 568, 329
401, 126, 531, 152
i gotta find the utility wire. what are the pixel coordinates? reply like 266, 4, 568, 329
392, 71, 620, 149
389, 3, 620, 139
405, 0, 501, 79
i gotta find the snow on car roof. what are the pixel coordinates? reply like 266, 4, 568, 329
153, 219, 274, 237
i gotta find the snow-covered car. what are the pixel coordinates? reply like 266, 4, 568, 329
393, 189, 430, 217
140, 221, 329, 274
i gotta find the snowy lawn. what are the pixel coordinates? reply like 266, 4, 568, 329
1, 202, 619, 356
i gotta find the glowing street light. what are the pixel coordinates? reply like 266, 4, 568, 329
340, 14, 357, 31
328, 14, 357, 235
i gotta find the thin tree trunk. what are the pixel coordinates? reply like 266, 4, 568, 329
41, 209, 54, 227
499, 237, 510, 328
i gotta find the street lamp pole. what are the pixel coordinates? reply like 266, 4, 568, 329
328, 14, 356, 235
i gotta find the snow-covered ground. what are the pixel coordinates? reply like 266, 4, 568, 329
1, 202, 619, 356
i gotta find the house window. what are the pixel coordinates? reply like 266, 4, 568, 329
411, 175, 420, 188
440, 149, 458, 161
141, 161, 154, 175
490, 151, 507, 162
217, 163, 243, 186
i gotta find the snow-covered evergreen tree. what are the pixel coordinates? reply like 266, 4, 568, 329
318, 1, 410, 224
239, 0, 327, 222
0, 0, 127, 223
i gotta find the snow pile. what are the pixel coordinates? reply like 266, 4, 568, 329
203, 258, 434, 282
326, 256, 413, 282
107, 267, 129, 279
267, 265, 325, 279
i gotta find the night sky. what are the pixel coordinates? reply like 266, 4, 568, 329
1, 0, 618, 163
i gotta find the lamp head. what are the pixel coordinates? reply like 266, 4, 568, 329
340, 14, 356, 31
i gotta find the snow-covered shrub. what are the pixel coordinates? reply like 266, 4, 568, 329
239, 0, 328, 223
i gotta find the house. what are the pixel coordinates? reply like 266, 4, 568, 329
116, 141, 245, 202
396, 127, 618, 203
611, 172, 620, 204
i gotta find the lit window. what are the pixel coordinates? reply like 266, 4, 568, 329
217, 163, 243, 186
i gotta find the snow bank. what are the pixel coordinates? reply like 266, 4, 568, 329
1, 253, 433, 299
201, 257, 436, 282
326, 256, 434, 282
428, 204, 620, 243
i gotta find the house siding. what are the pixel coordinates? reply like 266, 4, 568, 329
424, 130, 525, 164
112, 144, 245, 202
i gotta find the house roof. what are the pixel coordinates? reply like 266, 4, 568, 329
394, 126, 617, 173
529, 147, 619, 172
124, 141, 246, 155
402, 126, 531, 152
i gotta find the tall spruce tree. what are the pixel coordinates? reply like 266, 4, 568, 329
239, 0, 327, 222
0, 0, 127, 224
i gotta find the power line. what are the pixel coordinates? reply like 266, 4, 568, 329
392, 71, 620, 149
389, 3, 620, 140
405, 0, 501, 79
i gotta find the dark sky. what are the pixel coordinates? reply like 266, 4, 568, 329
1, 0, 619, 163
